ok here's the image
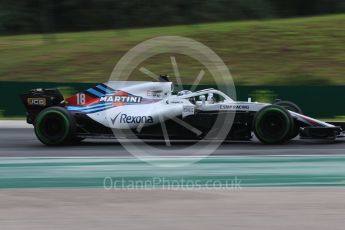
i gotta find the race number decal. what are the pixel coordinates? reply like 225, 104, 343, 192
76, 93, 86, 105
182, 105, 195, 118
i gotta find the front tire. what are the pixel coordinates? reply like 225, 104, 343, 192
274, 100, 303, 114
34, 106, 75, 146
274, 100, 302, 139
253, 105, 294, 144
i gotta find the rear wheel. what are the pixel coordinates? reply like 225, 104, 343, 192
34, 106, 75, 146
254, 105, 294, 144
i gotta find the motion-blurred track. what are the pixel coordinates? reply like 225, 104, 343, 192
1, 128, 345, 157
2, 127, 345, 230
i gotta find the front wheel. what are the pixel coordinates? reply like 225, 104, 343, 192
274, 100, 303, 114
253, 105, 294, 144
34, 106, 75, 146
274, 100, 302, 139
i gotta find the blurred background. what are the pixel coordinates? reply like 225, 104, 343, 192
1, 2, 345, 226
0, 0, 344, 117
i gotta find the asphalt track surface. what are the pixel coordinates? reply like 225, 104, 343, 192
2, 128, 345, 230
1, 128, 345, 157
2, 127, 345, 189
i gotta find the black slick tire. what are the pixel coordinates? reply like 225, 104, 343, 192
34, 106, 75, 146
253, 105, 294, 144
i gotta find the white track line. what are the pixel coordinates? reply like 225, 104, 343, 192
0, 120, 31, 128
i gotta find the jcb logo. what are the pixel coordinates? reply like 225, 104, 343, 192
27, 98, 47, 106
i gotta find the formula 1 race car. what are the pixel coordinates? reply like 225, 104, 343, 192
21, 78, 344, 145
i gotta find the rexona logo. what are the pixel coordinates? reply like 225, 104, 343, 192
100, 95, 142, 103
111, 113, 153, 125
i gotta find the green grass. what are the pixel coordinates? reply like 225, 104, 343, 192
321, 116, 345, 122
0, 14, 344, 85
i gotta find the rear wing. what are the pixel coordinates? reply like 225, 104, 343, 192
20, 88, 64, 124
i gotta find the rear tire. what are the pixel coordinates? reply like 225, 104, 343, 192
254, 105, 294, 144
34, 106, 75, 146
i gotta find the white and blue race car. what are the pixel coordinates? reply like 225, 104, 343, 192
21, 78, 343, 145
